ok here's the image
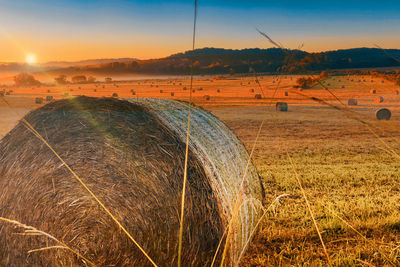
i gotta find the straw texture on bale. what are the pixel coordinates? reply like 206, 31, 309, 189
130, 98, 264, 265
0, 96, 264, 266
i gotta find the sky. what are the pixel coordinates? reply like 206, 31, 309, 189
0, 0, 399, 62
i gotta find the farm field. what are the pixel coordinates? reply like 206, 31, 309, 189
1, 74, 400, 265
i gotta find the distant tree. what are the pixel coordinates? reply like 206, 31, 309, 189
71, 75, 87, 84
14, 73, 41, 87
54, 75, 68, 85
87, 76, 96, 83
296, 77, 317, 89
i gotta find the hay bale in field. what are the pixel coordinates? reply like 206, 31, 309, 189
250, 88, 255, 93
5, 91, 10, 95
342, 85, 345, 88
159, 89, 163, 93
394, 90, 399, 95
198, 87, 203, 91
370, 89, 376, 94
112, 93, 118, 98
382, 80, 385, 83
94, 88, 97, 92
183, 86, 187, 90
0, 96, 263, 266
203, 95, 210, 100
35, 97, 43, 104
275, 102, 288, 111
348, 99, 358, 106
47, 89, 51, 93
376, 108, 391, 120
297, 88, 303, 92
170, 92, 174, 96
217, 89, 220, 93
374, 96, 383, 103
132, 91, 136, 95
284, 91, 289, 96
254, 94, 262, 99
45, 96, 53, 102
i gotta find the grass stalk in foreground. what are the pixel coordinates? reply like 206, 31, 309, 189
177, 1, 198, 266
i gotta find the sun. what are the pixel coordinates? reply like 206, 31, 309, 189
26, 53, 36, 65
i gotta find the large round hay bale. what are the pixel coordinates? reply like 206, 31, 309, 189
370, 89, 376, 94
0, 96, 263, 266
275, 102, 288, 112
376, 108, 391, 120
374, 96, 383, 103
348, 99, 358, 106
203, 95, 210, 100
284, 91, 289, 97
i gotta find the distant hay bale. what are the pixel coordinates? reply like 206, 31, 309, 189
203, 95, 210, 100
254, 94, 262, 99
370, 89, 376, 94
297, 88, 303, 92
5, 91, 10, 95
342, 85, 345, 88
284, 91, 289, 96
94, 88, 97, 92
112, 93, 118, 98
159, 89, 163, 93
374, 96, 383, 103
382, 80, 385, 83
217, 89, 220, 93
35, 97, 43, 104
394, 90, 399, 95
183, 86, 187, 90
45, 96, 53, 102
275, 102, 288, 112
170, 92, 174, 96
132, 91, 136, 95
47, 89, 51, 93
198, 87, 203, 91
348, 99, 358, 106
250, 88, 255, 93
376, 108, 391, 120
0, 96, 263, 266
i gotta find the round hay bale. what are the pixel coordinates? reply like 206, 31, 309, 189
132, 91, 136, 96
183, 86, 187, 90
376, 108, 391, 120
275, 102, 288, 112
217, 89, 220, 93
112, 93, 118, 98
348, 99, 358, 106
370, 89, 376, 94
47, 89, 51, 93
249, 88, 255, 93
394, 90, 399, 95
170, 92, 174, 97
284, 91, 289, 96
198, 87, 203, 91
374, 96, 383, 103
342, 85, 345, 89
254, 94, 262, 99
35, 97, 43, 104
203, 95, 210, 100
45, 95, 53, 102
0, 96, 263, 266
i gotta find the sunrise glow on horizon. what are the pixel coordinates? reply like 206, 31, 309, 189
0, 0, 399, 63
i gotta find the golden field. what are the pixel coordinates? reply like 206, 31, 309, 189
1, 74, 400, 266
